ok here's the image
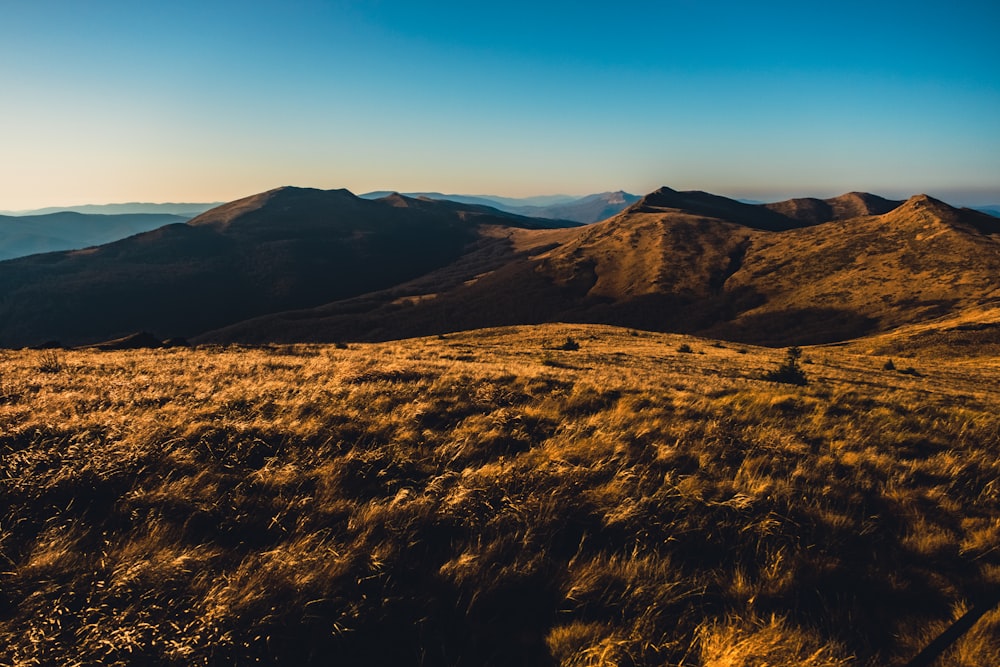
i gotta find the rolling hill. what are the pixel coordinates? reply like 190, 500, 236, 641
0, 212, 190, 261
0, 187, 577, 348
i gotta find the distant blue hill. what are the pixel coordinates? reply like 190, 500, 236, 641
359, 191, 638, 223
973, 206, 1000, 218
0, 212, 190, 261
0, 202, 219, 217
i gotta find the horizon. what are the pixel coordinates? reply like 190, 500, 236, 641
2, 1, 998, 210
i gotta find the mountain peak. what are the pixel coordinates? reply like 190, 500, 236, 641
378, 192, 415, 207
895, 193, 955, 216
188, 187, 359, 228
630, 187, 797, 230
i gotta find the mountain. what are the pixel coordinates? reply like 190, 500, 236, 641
0, 212, 189, 261
5, 184, 996, 350
198, 189, 1000, 347
359, 191, 639, 223
974, 205, 1000, 218
502, 191, 642, 224
0, 202, 220, 217
360, 191, 581, 209
0, 187, 578, 348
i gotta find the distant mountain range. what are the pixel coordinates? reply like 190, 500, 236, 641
0, 212, 190, 261
975, 206, 1000, 218
0, 202, 220, 217
1, 184, 998, 349
360, 191, 640, 224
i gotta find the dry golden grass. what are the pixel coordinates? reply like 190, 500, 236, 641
1, 323, 999, 665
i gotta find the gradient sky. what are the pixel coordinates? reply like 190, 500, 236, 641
2, 0, 998, 209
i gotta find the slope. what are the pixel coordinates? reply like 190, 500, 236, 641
708, 195, 1000, 343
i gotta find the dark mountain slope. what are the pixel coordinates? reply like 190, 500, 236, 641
0, 187, 574, 347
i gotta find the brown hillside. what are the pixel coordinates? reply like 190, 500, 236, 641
707, 195, 1000, 343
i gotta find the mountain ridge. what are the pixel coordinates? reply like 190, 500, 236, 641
196, 187, 1000, 347
3, 185, 998, 349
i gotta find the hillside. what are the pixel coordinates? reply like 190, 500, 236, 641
705, 195, 1000, 343
0, 212, 189, 261
1, 324, 997, 665
0, 187, 576, 348
202, 189, 1000, 347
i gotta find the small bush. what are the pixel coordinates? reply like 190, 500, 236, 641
883, 359, 896, 371
37, 350, 64, 374
556, 337, 580, 351
762, 346, 808, 386
678, 343, 694, 354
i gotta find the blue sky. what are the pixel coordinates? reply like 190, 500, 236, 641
1, 0, 998, 208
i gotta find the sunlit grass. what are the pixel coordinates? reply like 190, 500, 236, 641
1, 324, 998, 665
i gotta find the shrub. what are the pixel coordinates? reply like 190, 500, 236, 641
557, 337, 580, 351
677, 343, 694, 354
883, 359, 896, 371
762, 346, 808, 386
37, 350, 64, 374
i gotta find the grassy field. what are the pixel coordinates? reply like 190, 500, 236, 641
1, 324, 998, 665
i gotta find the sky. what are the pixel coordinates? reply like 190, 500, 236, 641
1, 0, 999, 209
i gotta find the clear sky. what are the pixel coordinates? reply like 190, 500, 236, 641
2, 0, 998, 209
